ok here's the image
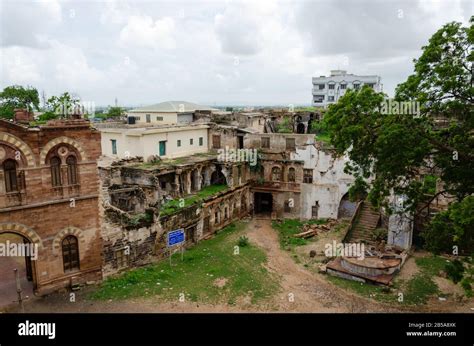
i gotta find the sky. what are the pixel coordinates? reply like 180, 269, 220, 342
0, 0, 472, 107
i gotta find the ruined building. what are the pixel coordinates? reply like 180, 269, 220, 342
98, 121, 357, 276
99, 153, 251, 276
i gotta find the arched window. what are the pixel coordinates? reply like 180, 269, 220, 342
288, 167, 296, 182
66, 156, 77, 185
3, 159, 18, 192
241, 195, 246, 212
272, 167, 282, 182
62, 235, 79, 272
50, 156, 62, 187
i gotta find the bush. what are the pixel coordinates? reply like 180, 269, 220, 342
238, 236, 249, 247
276, 116, 293, 133
460, 278, 472, 297
371, 228, 387, 242
423, 175, 437, 195
422, 196, 474, 254
445, 259, 464, 284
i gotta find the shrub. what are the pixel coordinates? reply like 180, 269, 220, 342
238, 236, 249, 247
445, 259, 464, 284
460, 278, 472, 297
371, 228, 388, 242
422, 196, 474, 254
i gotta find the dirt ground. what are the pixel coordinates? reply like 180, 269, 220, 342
3, 219, 473, 313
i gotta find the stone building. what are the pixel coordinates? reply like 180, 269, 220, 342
99, 154, 250, 277
0, 116, 102, 299
244, 133, 356, 220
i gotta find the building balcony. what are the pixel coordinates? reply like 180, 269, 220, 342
253, 181, 301, 192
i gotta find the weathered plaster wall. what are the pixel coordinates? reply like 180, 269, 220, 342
294, 145, 355, 219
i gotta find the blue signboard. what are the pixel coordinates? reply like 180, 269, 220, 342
167, 229, 185, 247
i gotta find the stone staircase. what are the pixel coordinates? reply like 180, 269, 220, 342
347, 202, 380, 245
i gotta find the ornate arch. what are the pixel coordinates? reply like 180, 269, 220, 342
0, 132, 36, 167
0, 222, 43, 249
51, 226, 86, 256
40, 136, 87, 165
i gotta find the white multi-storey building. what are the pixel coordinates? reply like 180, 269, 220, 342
312, 70, 382, 107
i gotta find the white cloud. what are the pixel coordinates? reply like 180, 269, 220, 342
119, 15, 176, 50
0, 47, 41, 84
0, 0, 471, 105
0, 0, 62, 48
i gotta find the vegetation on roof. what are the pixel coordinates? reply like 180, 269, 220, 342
160, 184, 228, 217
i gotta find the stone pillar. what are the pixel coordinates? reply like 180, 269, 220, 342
61, 164, 68, 185
185, 171, 191, 195
388, 213, 413, 250
204, 168, 211, 186
0, 170, 4, 194
387, 195, 413, 250
196, 167, 202, 191
174, 173, 180, 195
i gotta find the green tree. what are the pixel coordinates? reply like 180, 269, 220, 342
106, 106, 125, 118
0, 85, 40, 119
423, 196, 474, 254
40, 92, 81, 120
323, 18, 473, 214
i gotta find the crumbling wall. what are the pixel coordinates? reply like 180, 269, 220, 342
100, 158, 251, 277
295, 145, 355, 220
244, 133, 314, 152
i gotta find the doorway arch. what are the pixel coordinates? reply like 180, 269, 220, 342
0, 224, 41, 308
337, 193, 357, 219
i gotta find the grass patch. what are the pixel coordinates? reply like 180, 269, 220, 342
272, 219, 306, 248
272, 218, 330, 249
327, 276, 398, 304
401, 256, 444, 305
315, 133, 331, 144
327, 255, 445, 306
160, 184, 228, 216
195, 184, 228, 199
89, 222, 279, 305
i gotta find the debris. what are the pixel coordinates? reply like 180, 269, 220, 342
294, 220, 337, 239
294, 229, 318, 238
309, 250, 317, 258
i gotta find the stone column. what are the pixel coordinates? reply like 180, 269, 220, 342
0, 170, 5, 194
174, 173, 180, 196
185, 171, 192, 195
196, 167, 202, 191
387, 195, 413, 250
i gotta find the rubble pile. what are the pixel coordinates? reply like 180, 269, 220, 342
294, 219, 338, 239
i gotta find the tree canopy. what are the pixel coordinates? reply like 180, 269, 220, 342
106, 106, 125, 118
0, 85, 40, 119
40, 92, 81, 120
323, 17, 473, 214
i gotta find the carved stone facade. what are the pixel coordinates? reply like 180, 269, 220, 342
0, 119, 102, 296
